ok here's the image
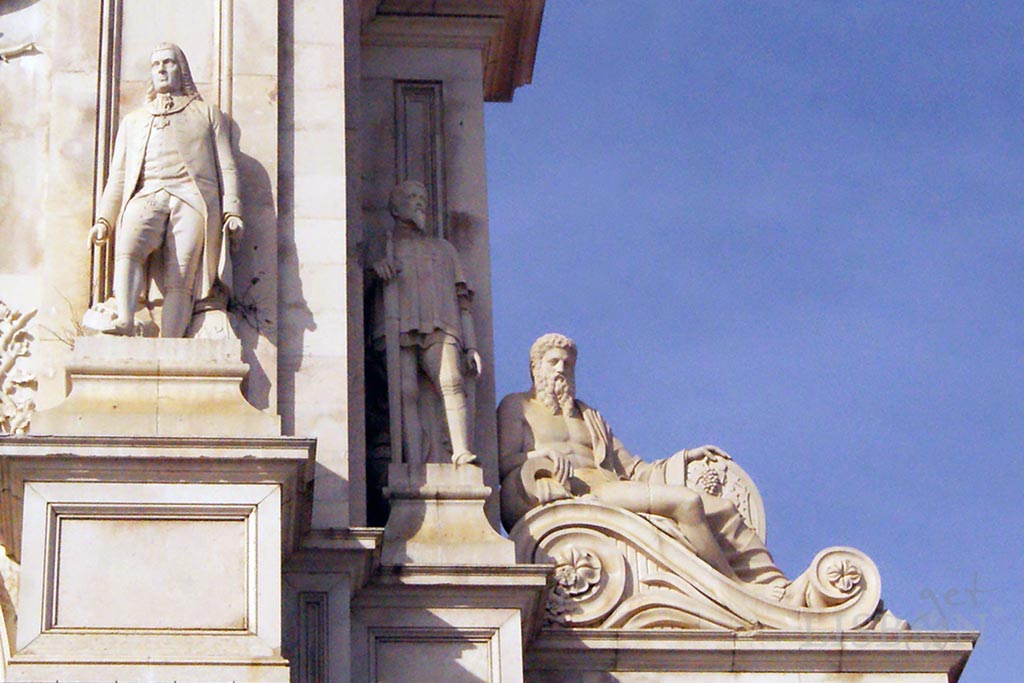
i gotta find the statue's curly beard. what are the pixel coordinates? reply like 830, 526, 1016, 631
534, 369, 576, 416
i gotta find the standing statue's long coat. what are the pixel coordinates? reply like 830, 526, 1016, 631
96, 95, 241, 300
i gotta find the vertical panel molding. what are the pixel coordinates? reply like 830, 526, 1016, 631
214, 0, 234, 114
90, 0, 122, 305
297, 591, 329, 683
393, 81, 446, 237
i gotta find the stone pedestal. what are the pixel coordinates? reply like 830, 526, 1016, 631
353, 565, 550, 683
355, 463, 549, 683
381, 463, 515, 566
31, 337, 280, 437
0, 435, 315, 683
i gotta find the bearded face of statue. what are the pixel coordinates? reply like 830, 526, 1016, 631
533, 346, 577, 415
391, 182, 428, 232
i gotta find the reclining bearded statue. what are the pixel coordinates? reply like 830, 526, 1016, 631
498, 333, 902, 630
498, 333, 789, 599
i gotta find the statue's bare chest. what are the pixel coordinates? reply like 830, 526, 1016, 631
523, 402, 593, 450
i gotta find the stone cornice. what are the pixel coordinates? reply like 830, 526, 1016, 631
361, 0, 545, 101
483, 0, 544, 102
526, 629, 978, 681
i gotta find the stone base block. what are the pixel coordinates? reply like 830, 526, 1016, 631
353, 564, 550, 683
381, 463, 515, 565
31, 336, 280, 437
0, 436, 316, 682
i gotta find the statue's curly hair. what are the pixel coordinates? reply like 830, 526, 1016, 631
146, 43, 201, 101
529, 333, 577, 383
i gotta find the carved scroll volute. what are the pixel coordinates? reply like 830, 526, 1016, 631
797, 546, 879, 609
512, 500, 893, 632
533, 528, 626, 627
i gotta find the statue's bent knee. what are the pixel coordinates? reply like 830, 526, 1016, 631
667, 486, 707, 524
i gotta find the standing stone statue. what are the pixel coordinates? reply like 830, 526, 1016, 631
498, 333, 792, 601
371, 180, 481, 466
87, 43, 243, 337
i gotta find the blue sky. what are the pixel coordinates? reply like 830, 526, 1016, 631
485, 3, 1021, 679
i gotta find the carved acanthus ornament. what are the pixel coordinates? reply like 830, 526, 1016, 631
0, 301, 37, 435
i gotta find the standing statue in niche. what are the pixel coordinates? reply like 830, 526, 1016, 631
371, 180, 481, 466
498, 333, 791, 601
87, 42, 243, 337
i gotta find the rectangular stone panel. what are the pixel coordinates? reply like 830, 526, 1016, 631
374, 634, 493, 683
53, 516, 248, 630
120, 0, 217, 86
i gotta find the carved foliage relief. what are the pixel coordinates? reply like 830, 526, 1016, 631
0, 301, 37, 434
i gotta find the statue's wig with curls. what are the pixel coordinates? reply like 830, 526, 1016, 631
147, 42, 201, 101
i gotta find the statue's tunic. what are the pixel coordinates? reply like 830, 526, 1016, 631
371, 234, 472, 348
96, 94, 241, 300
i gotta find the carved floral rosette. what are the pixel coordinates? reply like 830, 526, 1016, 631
510, 499, 902, 631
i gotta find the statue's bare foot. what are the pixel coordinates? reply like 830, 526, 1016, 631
451, 451, 478, 466
748, 580, 792, 604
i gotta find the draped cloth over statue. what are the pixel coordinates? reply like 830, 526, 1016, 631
570, 403, 786, 588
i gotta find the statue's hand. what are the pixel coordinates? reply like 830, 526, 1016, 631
529, 447, 574, 486
88, 221, 109, 246
684, 444, 732, 463
224, 215, 245, 252
372, 258, 399, 282
465, 348, 483, 377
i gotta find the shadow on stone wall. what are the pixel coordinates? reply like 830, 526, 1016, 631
227, 118, 276, 411
274, 3, 315, 435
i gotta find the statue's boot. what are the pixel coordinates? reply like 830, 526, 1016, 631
111, 256, 146, 337
440, 382, 477, 466
451, 451, 478, 466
